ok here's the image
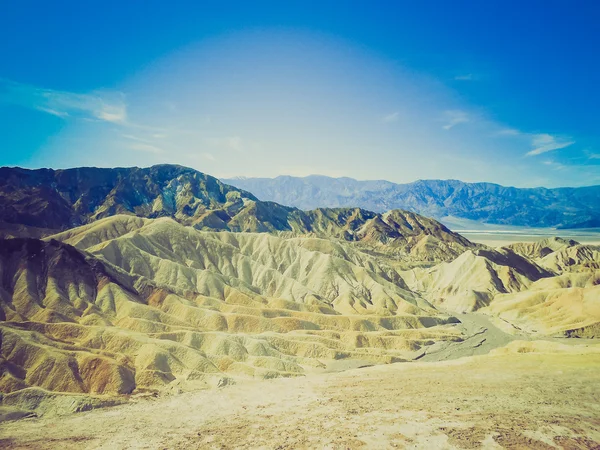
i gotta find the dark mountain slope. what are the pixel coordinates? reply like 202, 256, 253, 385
0, 165, 257, 229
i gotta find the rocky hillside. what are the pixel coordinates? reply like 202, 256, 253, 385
400, 247, 554, 312
0, 217, 464, 415
400, 236, 600, 337
484, 270, 600, 337
224, 175, 600, 228
0, 165, 474, 263
0, 165, 257, 230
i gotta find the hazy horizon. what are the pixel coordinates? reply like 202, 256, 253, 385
4, 162, 600, 190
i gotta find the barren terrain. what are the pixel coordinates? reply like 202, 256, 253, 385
1, 165, 600, 448
2, 340, 600, 449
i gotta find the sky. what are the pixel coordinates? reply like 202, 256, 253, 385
1, 1, 599, 188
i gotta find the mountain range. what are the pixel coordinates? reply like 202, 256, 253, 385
0, 165, 473, 263
223, 175, 600, 229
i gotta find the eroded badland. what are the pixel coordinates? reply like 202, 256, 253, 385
0, 166, 599, 449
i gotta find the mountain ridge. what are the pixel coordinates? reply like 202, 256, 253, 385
0, 165, 475, 264
222, 174, 600, 229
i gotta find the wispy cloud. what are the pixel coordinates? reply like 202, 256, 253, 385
382, 111, 399, 123
526, 133, 575, 156
495, 128, 522, 137
442, 110, 469, 130
494, 127, 577, 158
542, 160, 566, 170
36, 107, 70, 118
0, 78, 127, 124
584, 149, 600, 160
454, 74, 475, 81
6, 75, 249, 160
0, 79, 209, 159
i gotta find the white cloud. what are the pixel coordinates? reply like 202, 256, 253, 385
543, 160, 566, 170
202, 152, 216, 161
493, 128, 577, 158
442, 110, 469, 130
526, 133, 575, 156
0, 78, 127, 124
495, 128, 522, 137
36, 107, 70, 118
585, 149, 600, 159
96, 106, 126, 123
382, 111, 399, 123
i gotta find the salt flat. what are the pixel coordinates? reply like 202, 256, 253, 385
441, 216, 600, 247
461, 231, 600, 247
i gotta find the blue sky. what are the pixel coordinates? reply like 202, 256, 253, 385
1, 1, 599, 187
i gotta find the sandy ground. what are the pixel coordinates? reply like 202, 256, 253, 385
2, 344, 600, 450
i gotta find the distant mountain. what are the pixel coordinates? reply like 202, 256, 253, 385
0, 165, 474, 262
223, 175, 600, 229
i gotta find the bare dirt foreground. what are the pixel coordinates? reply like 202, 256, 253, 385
2, 342, 600, 450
